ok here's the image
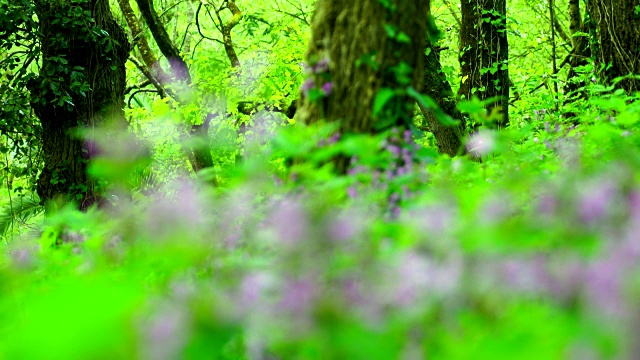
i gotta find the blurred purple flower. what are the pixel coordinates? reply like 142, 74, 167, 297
300, 77, 315, 96
328, 132, 340, 144
387, 144, 401, 157
82, 140, 102, 160
342, 278, 367, 305
321, 82, 333, 96
403, 129, 412, 143
412, 204, 457, 235
167, 57, 190, 83
391, 252, 461, 307
239, 272, 273, 311
141, 304, 189, 360
312, 57, 330, 73
578, 180, 617, 224
268, 198, 308, 246
478, 195, 512, 224
328, 211, 364, 242
10, 247, 35, 270
537, 194, 557, 216
585, 256, 625, 317
502, 256, 552, 294
146, 181, 210, 240
279, 277, 317, 314
629, 190, 640, 218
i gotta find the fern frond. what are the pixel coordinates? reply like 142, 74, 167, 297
0, 195, 44, 236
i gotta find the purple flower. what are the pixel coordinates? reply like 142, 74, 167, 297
403, 129, 412, 143
279, 278, 317, 314
140, 304, 189, 360
327, 211, 364, 242
347, 186, 358, 199
82, 140, 101, 160
312, 57, 330, 73
328, 132, 340, 144
268, 198, 308, 246
301, 77, 315, 96
387, 144, 401, 157
501, 256, 552, 294
342, 278, 367, 305
537, 194, 557, 216
321, 82, 333, 96
239, 272, 273, 311
578, 180, 617, 224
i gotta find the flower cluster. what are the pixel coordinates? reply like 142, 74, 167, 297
347, 127, 428, 218
300, 57, 333, 100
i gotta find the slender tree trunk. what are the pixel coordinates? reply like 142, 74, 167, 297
298, 0, 428, 134
458, 0, 510, 129
587, 0, 640, 94
28, 0, 130, 209
117, 0, 170, 82
565, 0, 588, 94
134, 0, 216, 181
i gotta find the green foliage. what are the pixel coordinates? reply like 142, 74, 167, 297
1, 0, 640, 358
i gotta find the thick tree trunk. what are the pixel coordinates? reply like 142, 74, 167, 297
298, 0, 428, 134
458, 0, 510, 128
587, 0, 640, 94
28, 0, 130, 209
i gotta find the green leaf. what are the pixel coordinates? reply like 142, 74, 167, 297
373, 88, 396, 115
396, 32, 411, 43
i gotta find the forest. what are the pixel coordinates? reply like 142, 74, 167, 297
1, 0, 640, 358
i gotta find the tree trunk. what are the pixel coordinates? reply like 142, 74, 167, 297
587, 0, 640, 94
28, 0, 130, 209
458, 0, 510, 128
134, 0, 216, 180
421, 46, 466, 157
297, 0, 428, 135
565, 0, 589, 95
117, 0, 170, 83
420, 0, 466, 157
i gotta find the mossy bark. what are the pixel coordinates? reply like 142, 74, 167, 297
29, 0, 130, 209
297, 0, 429, 134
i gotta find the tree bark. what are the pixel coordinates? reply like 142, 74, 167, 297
418, 0, 466, 157
565, 0, 588, 94
587, 0, 640, 94
420, 45, 466, 157
117, 0, 170, 83
297, 0, 428, 134
28, 0, 130, 209
133, 0, 216, 178
458, 0, 510, 128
